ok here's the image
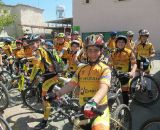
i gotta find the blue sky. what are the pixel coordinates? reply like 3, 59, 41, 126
2, 0, 72, 21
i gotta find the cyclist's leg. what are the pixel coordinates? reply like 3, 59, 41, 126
92, 107, 110, 130
42, 75, 59, 120
119, 77, 130, 105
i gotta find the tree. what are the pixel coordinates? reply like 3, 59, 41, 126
0, 0, 15, 31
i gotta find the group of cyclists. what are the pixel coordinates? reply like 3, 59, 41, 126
0, 29, 155, 130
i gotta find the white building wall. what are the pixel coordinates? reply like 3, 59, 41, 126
1, 4, 51, 37
73, 0, 160, 50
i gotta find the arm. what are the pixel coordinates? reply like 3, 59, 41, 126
129, 52, 137, 77
0, 54, 3, 65
92, 83, 109, 104
56, 81, 78, 97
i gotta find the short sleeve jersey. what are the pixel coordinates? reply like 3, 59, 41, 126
70, 61, 111, 106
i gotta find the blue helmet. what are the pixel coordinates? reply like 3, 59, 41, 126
4, 38, 12, 44
110, 31, 117, 37
45, 41, 53, 47
29, 34, 41, 43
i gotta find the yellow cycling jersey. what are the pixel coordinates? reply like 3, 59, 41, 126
54, 41, 69, 58
32, 47, 53, 72
125, 40, 135, 51
109, 48, 136, 72
3, 45, 12, 56
13, 49, 25, 59
107, 38, 116, 49
71, 62, 111, 106
65, 51, 78, 72
134, 42, 155, 58
24, 46, 33, 58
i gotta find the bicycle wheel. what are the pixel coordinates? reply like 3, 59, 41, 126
0, 83, 10, 111
22, 87, 44, 114
140, 117, 160, 130
0, 116, 12, 130
113, 104, 132, 130
130, 75, 159, 105
0, 71, 12, 90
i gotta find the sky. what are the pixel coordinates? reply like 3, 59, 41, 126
2, 0, 72, 21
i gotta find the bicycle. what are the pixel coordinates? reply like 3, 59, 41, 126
0, 116, 12, 130
139, 117, 160, 130
6, 58, 31, 105
0, 82, 9, 111
52, 97, 132, 130
22, 72, 69, 113
129, 57, 159, 105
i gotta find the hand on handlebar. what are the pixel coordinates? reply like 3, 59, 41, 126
84, 99, 97, 119
43, 92, 58, 101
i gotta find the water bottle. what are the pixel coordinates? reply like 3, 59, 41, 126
140, 62, 143, 70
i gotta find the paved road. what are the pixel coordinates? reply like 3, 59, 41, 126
1, 60, 160, 130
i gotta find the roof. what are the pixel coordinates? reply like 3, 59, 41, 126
46, 17, 73, 25
3, 4, 43, 11
19, 24, 53, 29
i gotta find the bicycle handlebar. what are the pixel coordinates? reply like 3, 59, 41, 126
91, 107, 104, 116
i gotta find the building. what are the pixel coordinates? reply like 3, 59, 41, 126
73, 0, 160, 50
1, 4, 51, 37
46, 17, 72, 33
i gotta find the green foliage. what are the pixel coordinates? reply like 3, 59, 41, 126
0, 0, 15, 31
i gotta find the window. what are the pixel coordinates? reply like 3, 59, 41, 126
81, 0, 91, 5
86, 0, 89, 3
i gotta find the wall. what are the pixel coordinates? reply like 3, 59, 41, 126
1, 4, 50, 38
73, 0, 160, 50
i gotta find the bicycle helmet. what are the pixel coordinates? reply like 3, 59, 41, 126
85, 34, 104, 49
29, 34, 41, 43
4, 38, 12, 44
72, 31, 79, 35
44, 41, 53, 47
127, 31, 134, 36
110, 31, 117, 37
16, 40, 23, 44
115, 35, 127, 44
71, 40, 80, 47
57, 33, 65, 38
139, 29, 149, 36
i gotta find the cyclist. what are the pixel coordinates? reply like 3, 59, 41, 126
106, 31, 117, 50
126, 31, 135, 51
3, 38, 12, 57
28, 35, 59, 130
13, 40, 25, 74
134, 29, 155, 98
54, 33, 69, 64
71, 31, 84, 48
3, 38, 13, 73
65, 40, 81, 77
108, 35, 137, 105
47, 34, 111, 130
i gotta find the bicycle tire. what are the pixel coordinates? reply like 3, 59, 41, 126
140, 117, 160, 130
113, 104, 132, 130
0, 82, 10, 111
0, 71, 12, 90
130, 75, 159, 105
22, 87, 44, 114
0, 116, 12, 130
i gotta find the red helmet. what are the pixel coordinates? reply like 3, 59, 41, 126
16, 40, 23, 44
